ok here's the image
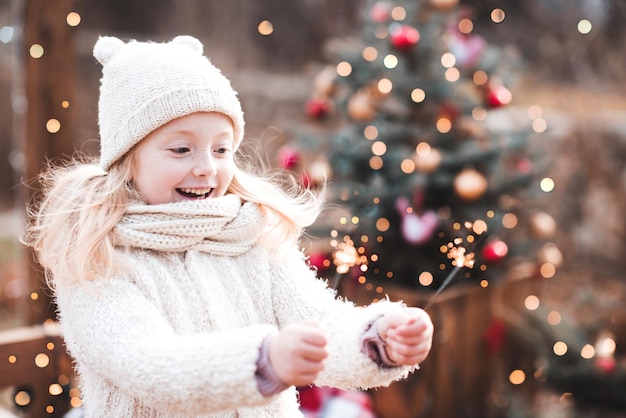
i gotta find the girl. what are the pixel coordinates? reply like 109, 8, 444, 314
25, 35, 433, 418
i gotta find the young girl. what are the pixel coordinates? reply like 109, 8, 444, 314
25, 35, 433, 417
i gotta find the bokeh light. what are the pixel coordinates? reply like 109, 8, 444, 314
29, 44, 44, 58
66, 11, 81, 26
363, 46, 378, 61
540, 177, 555, 192
383, 54, 398, 69
553, 341, 568, 356
491, 8, 506, 23
46, 119, 61, 134
418, 271, 434, 286
258, 20, 273, 35
337, 61, 352, 77
524, 295, 540, 311
378, 78, 393, 94
509, 369, 525, 385
411, 88, 426, 103
577, 19, 592, 34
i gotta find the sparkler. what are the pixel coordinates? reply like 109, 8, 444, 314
424, 232, 488, 310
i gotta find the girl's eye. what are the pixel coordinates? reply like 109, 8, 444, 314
215, 147, 230, 154
170, 147, 190, 154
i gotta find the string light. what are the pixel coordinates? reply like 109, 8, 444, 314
577, 19, 592, 34
524, 295, 540, 310
491, 8, 505, 23
362, 46, 378, 61
390, 6, 406, 21
532, 118, 547, 133
383, 54, 398, 69
436, 117, 452, 133
364, 125, 378, 140
539, 178, 555, 192
371, 141, 387, 156
46, 119, 61, 134
509, 369, 525, 385
411, 88, 425, 103
29, 44, 44, 59
581, 344, 595, 359
377, 78, 393, 94
369, 156, 383, 170
441, 52, 456, 68
458, 18, 473, 34
66, 11, 81, 26
553, 341, 568, 356
397, 155, 413, 173
445, 68, 460, 82
337, 61, 352, 77
257, 20, 273, 35
375, 217, 390, 232
547, 310, 561, 325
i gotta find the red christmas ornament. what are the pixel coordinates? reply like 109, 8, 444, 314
389, 24, 420, 51
486, 85, 512, 108
595, 356, 617, 374
307, 251, 331, 273
305, 97, 331, 119
482, 240, 508, 263
516, 158, 533, 174
438, 102, 460, 121
277, 145, 300, 170
370, 2, 392, 23
484, 318, 507, 354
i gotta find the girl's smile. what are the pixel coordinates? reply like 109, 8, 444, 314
131, 112, 236, 205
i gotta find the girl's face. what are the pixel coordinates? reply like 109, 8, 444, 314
131, 112, 236, 205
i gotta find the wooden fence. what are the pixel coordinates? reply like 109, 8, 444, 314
0, 323, 75, 418
340, 267, 539, 418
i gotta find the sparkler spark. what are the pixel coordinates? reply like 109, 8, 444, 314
424, 232, 488, 309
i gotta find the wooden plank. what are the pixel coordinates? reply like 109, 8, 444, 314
340, 278, 524, 418
0, 324, 74, 417
23, 0, 77, 325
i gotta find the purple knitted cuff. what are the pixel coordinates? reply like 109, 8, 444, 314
361, 317, 399, 368
255, 335, 290, 397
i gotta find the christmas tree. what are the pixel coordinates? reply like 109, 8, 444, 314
283, 0, 555, 294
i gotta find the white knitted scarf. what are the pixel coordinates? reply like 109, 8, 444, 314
114, 194, 265, 255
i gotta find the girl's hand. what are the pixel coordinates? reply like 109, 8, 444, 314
268, 321, 328, 387
377, 308, 434, 366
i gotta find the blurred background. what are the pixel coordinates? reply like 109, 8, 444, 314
0, 0, 625, 417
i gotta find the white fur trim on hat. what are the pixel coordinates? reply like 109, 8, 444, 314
95, 35, 245, 171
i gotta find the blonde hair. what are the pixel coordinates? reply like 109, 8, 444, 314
24, 148, 325, 287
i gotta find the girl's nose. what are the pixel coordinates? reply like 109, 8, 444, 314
192, 153, 217, 177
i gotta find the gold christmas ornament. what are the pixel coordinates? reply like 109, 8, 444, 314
429, 0, 459, 10
313, 65, 338, 99
310, 158, 332, 184
348, 88, 377, 122
538, 242, 563, 267
454, 168, 488, 200
413, 148, 442, 173
530, 212, 557, 238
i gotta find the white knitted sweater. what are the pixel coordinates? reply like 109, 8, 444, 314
55, 195, 414, 417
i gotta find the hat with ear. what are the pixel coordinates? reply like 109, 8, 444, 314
94, 35, 245, 171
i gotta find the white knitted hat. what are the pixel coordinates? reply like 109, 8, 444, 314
94, 35, 245, 171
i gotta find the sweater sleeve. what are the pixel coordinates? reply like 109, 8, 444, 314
55, 277, 279, 415
268, 247, 418, 390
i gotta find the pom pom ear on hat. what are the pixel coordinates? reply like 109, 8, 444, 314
93, 36, 125, 65
171, 35, 203, 54
96, 35, 245, 171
